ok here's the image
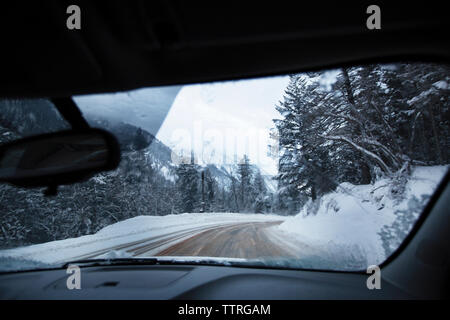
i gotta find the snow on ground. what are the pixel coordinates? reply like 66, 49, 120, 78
0, 212, 283, 268
271, 165, 448, 270
0, 166, 446, 272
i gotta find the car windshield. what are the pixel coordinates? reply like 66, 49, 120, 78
0, 62, 449, 272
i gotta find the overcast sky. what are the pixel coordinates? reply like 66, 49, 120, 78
156, 76, 290, 175
75, 76, 290, 175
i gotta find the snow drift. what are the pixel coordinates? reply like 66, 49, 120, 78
272, 165, 448, 270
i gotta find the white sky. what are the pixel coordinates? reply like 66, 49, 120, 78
75, 76, 292, 176
156, 76, 290, 175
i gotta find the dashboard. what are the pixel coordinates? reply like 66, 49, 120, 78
0, 264, 413, 299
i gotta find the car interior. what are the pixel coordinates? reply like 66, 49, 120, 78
0, 1, 449, 300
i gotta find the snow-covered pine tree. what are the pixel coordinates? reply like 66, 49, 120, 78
273, 63, 449, 214
175, 153, 200, 213
237, 155, 253, 212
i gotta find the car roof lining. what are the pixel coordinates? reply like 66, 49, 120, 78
0, 1, 449, 98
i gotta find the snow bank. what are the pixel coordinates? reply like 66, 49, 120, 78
273, 165, 448, 270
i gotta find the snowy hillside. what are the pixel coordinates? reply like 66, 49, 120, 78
272, 165, 448, 269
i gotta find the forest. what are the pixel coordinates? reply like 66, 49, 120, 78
274, 63, 449, 213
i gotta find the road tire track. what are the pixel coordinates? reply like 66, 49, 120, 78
155, 221, 293, 259
62, 222, 265, 262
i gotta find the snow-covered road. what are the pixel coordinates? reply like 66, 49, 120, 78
155, 221, 293, 259
1, 165, 446, 271
65, 220, 292, 262
0, 213, 288, 266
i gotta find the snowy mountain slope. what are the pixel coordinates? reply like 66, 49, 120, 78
272, 165, 449, 269
75, 85, 182, 136
0, 98, 69, 136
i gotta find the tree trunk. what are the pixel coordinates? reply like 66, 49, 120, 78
427, 105, 443, 164
342, 68, 356, 105
360, 161, 372, 184
311, 184, 316, 201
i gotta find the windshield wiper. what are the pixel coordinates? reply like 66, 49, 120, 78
62, 257, 311, 272
63, 257, 159, 268
63, 257, 258, 269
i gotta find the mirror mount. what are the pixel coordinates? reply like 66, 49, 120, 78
51, 97, 90, 130
45, 97, 92, 196
43, 184, 58, 197
0, 128, 121, 196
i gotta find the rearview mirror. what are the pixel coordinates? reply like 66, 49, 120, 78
0, 129, 120, 188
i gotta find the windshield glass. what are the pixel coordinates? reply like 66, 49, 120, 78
0, 62, 449, 272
